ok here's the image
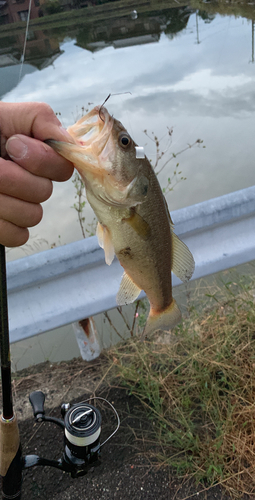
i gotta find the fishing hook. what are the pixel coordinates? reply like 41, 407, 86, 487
99, 92, 132, 122
99, 94, 111, 122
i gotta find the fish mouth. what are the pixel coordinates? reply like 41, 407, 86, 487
47, 106, 114, 175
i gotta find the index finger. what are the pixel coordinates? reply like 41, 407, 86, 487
0, 101, 74, 156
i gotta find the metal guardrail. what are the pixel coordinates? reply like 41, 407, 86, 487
7, 185, 255, 343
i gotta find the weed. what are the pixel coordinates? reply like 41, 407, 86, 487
72, 171, 86, 238
143, 128, 203, 196
109, 277, 255, 497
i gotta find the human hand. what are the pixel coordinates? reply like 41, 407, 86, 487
0, 102, 74, 247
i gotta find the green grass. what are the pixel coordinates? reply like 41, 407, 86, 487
109, 273, 255, 497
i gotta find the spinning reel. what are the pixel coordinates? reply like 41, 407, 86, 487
24, 391, 119, 477
2, 390, 119, 499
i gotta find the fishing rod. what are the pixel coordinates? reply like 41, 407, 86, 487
0, 243, 22, 499
0, 243, 120, 498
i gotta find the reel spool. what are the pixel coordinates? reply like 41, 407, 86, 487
64, 403, 101, 464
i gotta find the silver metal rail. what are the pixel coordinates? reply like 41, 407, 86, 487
7, 186, 255, 343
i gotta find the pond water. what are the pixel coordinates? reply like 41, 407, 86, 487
1, 2, 255, 263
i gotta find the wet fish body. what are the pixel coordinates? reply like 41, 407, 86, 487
47, 106, 194, 336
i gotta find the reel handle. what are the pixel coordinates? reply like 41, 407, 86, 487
29, 391, 45, 419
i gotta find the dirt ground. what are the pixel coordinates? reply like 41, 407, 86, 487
8, 356, 232, 500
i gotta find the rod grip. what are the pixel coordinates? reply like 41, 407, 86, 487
0, 414, 20, 477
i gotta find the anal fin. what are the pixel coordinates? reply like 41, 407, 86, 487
116, 271, 142, 306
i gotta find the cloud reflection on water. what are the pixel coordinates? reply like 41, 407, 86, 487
3, 12, 255, 260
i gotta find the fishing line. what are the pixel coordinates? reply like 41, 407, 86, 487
18, 0, 32, 85
80, 396, 120, 446
119, 94, 136, 145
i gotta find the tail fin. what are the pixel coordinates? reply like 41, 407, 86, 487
143, 299, 181, 338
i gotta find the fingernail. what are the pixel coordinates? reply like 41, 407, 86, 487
6, 136, 28, 160
59, 127, 75, 143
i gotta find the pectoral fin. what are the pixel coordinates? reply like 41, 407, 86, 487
122, 211, 151, 240
171, 232, 195, 282
96, 222, 115, 265
116, 271, 142, 305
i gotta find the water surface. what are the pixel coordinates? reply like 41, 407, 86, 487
1, 4, 255, 260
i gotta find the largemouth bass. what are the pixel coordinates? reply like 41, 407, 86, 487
47, 106, 194, 336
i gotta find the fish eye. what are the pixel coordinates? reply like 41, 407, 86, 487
119, 133, 131, 148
